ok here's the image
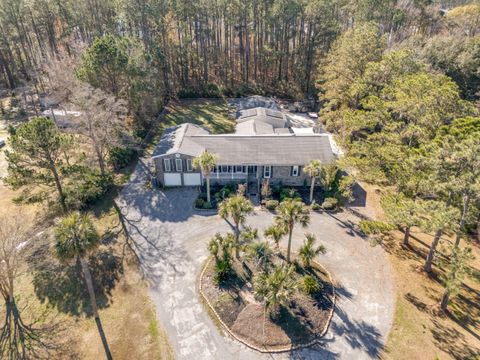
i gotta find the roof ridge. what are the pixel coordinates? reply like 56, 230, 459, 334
187, 133, 329, 138
175, 123, 190, 151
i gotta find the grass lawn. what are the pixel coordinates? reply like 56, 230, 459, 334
162, 98, 234, 134
145, 98, 235, 155
0, 111, 173, 359
0, 186, 174, 359
360, 184, 480, 360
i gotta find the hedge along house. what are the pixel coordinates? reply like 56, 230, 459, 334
152, 107, 338, 195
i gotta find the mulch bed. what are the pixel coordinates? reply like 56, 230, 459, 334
200, 252, 335, 352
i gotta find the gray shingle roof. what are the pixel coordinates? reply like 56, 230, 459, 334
152, 123, 209, 157
237, 107, 289, 129
187, 134, 335, 165
235, 119, 274, 135
152, 103, 335, 165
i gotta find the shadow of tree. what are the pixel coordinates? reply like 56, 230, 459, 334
447, 283, 480, 341
335, 284, 354, 300
31, 251, 123, 317
431, 318, 480, 359
404, 292, 429, 313
273, 306, 315, 344
289, 342, 340, 359
331, 306, 383, 358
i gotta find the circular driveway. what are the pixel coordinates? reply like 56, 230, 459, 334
118, 162, 394, 360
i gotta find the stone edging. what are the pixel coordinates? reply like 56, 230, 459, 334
198, 256, 336, 353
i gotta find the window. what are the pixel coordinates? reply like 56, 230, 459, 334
175, 158, 183, 172
186, 159, 193, 172
242, 166, 247, 173
164, 158, 171, 172
292, 166, 299, 177
235, 165, 243, 173
263, 166, 271, 178
222, 165, 228, 173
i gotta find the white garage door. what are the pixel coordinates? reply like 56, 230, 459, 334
183, 173, 202, 186
164, 173, 182, 186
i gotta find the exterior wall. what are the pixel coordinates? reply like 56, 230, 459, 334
267, 166, 310, 186
154, 153, 201, 186
154, 156, 312, 188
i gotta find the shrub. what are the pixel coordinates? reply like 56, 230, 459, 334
301, 275, 323, 295
322, 197, 338, 211
338, 175, 355, 204
198, 192, 208, 201
107, 146, 137, 171
195, 198, 205, 208
214, 186, 231, 201
214, 259, 231, 284
265, 200, 279, 211
204, 83, 222, 98
359, 220, 394, 236
280, 188, 300, 202
261, 179, 272, 199
177, 87, 201, 98
65, 170, 113, 209
311, 201, 322, 211
202, 201, 213, 209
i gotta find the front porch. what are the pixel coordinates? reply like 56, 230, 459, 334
211, 165, 260, 204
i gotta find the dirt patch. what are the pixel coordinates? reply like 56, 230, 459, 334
200, 254, 335, 352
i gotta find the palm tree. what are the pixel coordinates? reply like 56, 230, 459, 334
193, 150, 217, 203
208, 232, 234, 262
247, 241, 273, 270
264, 224, 287, 249
304, 160, 322, 204
274, 198, 310, 263
218, 195, 254, 258
254, 264, 296, 315
320, 162, 338, 193
298, 233, 326, 268
54, 212, 112, 360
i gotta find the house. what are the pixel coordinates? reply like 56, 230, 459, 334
152, 105, 338, 192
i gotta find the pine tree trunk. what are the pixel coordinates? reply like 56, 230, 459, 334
424, 228, 442, 273
440, 289, 450, 312
50, 161, 67, 213
454, 195, 470, 248
80, 257, 112, 360
403, 226, 410, 246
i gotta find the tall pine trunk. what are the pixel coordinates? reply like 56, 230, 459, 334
403, 226, 411, 246
454, 195, 470, 248
440, 289, 450, 312
424, 228, 442, 273
50, 160, 67, 213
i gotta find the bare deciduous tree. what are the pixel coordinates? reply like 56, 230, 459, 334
46, 56, 131, 175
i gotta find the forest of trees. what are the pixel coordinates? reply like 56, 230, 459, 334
1, 0, 479, 103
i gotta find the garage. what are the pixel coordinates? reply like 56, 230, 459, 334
164, 173, 182, 186
183, 173, 202, 186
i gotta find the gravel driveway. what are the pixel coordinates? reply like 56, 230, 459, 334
118, 161, 394, 360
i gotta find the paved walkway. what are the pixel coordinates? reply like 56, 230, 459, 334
118, 161, 395, 359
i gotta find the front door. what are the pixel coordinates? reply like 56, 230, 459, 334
247, 166, 257, 177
